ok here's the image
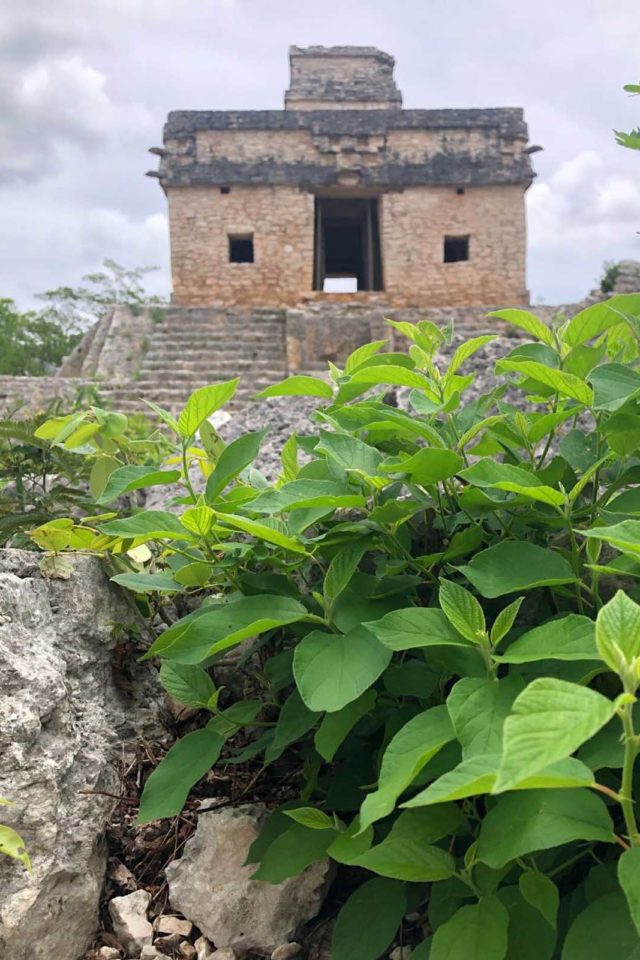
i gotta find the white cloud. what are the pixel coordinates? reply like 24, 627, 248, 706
0, 55, 152, 183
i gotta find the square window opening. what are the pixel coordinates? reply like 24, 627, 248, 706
444, 235, 469, 263
229, 234, 254, 263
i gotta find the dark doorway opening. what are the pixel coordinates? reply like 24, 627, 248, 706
313, 197, 383, 292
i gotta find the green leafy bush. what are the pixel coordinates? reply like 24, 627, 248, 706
28, 294, 640, 957
1, 396, 168, 549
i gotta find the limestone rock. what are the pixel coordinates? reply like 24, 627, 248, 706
109, 890, 153, 957
139, 946, 163, 960
195, 936, 218, 960
0, 549, 160, 960
167, 805, 330, 957
154, 915, 193, 937
271, 943, 302, 959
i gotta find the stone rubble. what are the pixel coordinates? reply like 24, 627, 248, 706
166, 805, 331, 958
108, 890, 154, 957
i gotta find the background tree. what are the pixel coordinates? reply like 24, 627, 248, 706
2, 260, 166, 375
614, 82, 640, 150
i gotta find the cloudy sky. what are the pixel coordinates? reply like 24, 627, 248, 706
1, 0, 639, 308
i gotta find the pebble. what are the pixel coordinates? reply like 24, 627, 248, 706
271, 944, 302, 960
180, 943, 197, 959
389, 948, 413, 960
98, 949, 121, 960
108, 890, 153, 957
153, 915, 193, 938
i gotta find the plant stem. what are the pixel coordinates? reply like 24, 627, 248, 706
619, 701, 640, 846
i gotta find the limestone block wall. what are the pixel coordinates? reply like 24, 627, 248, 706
381, 184, 528, 306
168, 186, 314, 307
168, 182, 527, 308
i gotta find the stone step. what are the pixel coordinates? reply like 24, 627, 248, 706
142, 345, 285, 364
150, 320, 285, 334
144, 336, 284, 351
139, 359, 285, 373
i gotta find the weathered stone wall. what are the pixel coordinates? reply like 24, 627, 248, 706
168, 182, 527, 307
381, 184, 528, 306
285, 45, 402, 109
168, 185, 314, 306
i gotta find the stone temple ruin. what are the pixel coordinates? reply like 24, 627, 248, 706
158, 45, 532, 308
1, 45, 637, 415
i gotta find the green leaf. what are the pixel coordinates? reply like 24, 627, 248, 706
315, 431, 382, 476
498, 886, 556, 960
95, 465, 181, 504
159, 661, 215, 708
327, 816, 374, 864
110, 571, 183, 594
180, 505, 216, 537
588, 362, 640, 412
217, 513, 309, 554
205, 430, 266, 501
283, 807, 336, 830
490, 597, 524, 647
98, 510, 189, 541
596, 589, 640, 672
89, 455, 120, 499
460, 459, 565, 508
293, 626, 391, 712
495, 678, 615, 792
477, 789, 614, 868
381, 448, 463, 485
365, 607, 471, 652
359, 706, 455, 830
178, 380, 239, 438
0, 824, 31, 871
582, 519, 640, 558
207, 699, 262, 737
324, 541, 367, 605
350, 364, 429, 390
519, 871, 558, 928
404, 755, 594, 807
344, 339, 389, 373
447, 676, 523, 758
146, 595, 308, 663
430, 896, 509, 960
276, 438, 298, 489
619, 847, 640, 935
351, 808, 458, 881
562, 892, 640, 960
403, 754, 498, 806
314, 690, 377, 762
250, 479, 365, 514
265, 690, 320, 762
439, 580, 486, 643
251, 821, 335, 882
497, 615, 597, 663
499, 359, 593, 405
457, 541, 577, 597
137, 728, 224, 823
448, 335, 496, 374
331, 878, 406, 960
563, 295, 640, 347
255, 375, 333, 399
488, 309, 555, 346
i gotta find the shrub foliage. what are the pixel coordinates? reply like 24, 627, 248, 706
24, 295, 640, 957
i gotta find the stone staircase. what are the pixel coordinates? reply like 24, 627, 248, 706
95, 307, 288, 415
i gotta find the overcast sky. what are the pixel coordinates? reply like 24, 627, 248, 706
1, 0, 639, 309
